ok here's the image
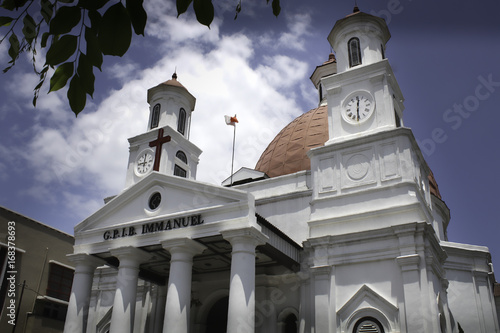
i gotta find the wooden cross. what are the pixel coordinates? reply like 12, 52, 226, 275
149, 128, 171, 171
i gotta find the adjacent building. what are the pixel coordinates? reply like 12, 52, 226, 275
0, 206, 74, 333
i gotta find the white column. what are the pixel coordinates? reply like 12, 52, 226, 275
222, 227, 268, 333
161, 238, 206, 333
109, 246, 152, 333
63, 253, 104, 333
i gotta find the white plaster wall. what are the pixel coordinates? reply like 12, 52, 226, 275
443, 242, 500, 333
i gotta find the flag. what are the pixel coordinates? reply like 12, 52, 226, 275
225, 115, 238, 126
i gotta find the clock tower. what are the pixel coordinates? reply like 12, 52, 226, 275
307, 8, 434, 237
321, 8, 404, 144
124, 73, 202, 188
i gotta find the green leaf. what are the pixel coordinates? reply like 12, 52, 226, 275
67, 75, 87, 115
126, 0, 147, 35
98, 3, 132, 56
0, 16, 13, 27
77, 53, 95, 96
1, 0, 28, 10
272, 0, 281, 17
45, 35, 77, 66
41, 32, 50, 48
49, 62, 74, 92
8, 33, 19, 61
49, 6, 82, 35
22, 14, 36, 44
40, 0, 54, 24
193, 0, 213, 27
88, 10, 102, 33
176, 0, 192, 17
78, 0, 110, 11
85, 27, 102, 70
234, 1, 241, 20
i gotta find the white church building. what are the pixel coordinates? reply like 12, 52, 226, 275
63, 8, 499, 333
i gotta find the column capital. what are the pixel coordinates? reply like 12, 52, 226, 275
110, 246, 153, 265
161, 237, 206, 257
221, 226, 268, 248
67, 253, 105, 271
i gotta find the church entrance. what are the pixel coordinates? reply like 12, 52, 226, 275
205, 296, 229, 333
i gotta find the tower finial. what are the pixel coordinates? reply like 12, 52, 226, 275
353, 0, 360, 12
172, 67, 177, 80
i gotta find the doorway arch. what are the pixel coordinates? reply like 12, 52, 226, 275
205, 296, 229, 333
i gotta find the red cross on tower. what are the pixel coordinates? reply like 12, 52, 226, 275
149, 128, 171, 171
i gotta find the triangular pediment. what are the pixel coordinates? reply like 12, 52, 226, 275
337, 285, 398, 332
75, 172, 252, 234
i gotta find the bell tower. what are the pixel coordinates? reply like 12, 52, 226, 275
322, 8, 404, 144
124, 73, 202, 188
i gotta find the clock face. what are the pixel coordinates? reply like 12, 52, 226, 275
136, 151, 154, 175
343, 92, 374, 123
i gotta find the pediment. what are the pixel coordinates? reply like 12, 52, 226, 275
75, 172, 252, 234
337, 285, 398, 332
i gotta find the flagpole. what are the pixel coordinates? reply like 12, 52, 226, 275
230, 117, 236, 186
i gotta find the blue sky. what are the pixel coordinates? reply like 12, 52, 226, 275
1, 0, 500, 269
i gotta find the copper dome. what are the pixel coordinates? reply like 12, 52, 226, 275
254, 105, 442, 199
255, 105, 329, 178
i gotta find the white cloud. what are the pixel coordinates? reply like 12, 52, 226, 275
144, 0, 220, 45
256, 55, 309, 89
5, 5, 314, 222
259, 12, 313, 52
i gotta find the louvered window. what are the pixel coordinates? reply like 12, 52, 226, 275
151, 104, 160, 129
348, 37, 362, 67
177, 108, 186, 134
354, 318, 384, 333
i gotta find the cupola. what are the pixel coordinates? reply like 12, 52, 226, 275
328, 9, 390, 73
146, 73, 196, 139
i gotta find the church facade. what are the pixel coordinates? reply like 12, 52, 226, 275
63, 9, 499, 333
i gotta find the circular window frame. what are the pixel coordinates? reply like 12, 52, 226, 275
144, 185, 164, 216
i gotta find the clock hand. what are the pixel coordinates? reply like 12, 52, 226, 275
356, 96, 360, 121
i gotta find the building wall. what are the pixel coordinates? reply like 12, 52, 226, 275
0, 206, 74, 333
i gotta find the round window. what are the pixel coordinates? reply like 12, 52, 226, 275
148, 192, 162, 210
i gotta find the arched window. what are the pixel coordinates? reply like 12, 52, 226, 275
353, 317, 384, 333
176, 151, 187, 164
150, 103, 160, 129
348, 37, 362, 67
177, 108, 186, 135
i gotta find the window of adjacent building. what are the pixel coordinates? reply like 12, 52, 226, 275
0, 246, 9, 316
46, 263, 73, 301
348, 37, 362, 67
33, 298, 68, 321
353, 317, 384, 333
151, 103, 160, 129
177, 108, 186, 135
